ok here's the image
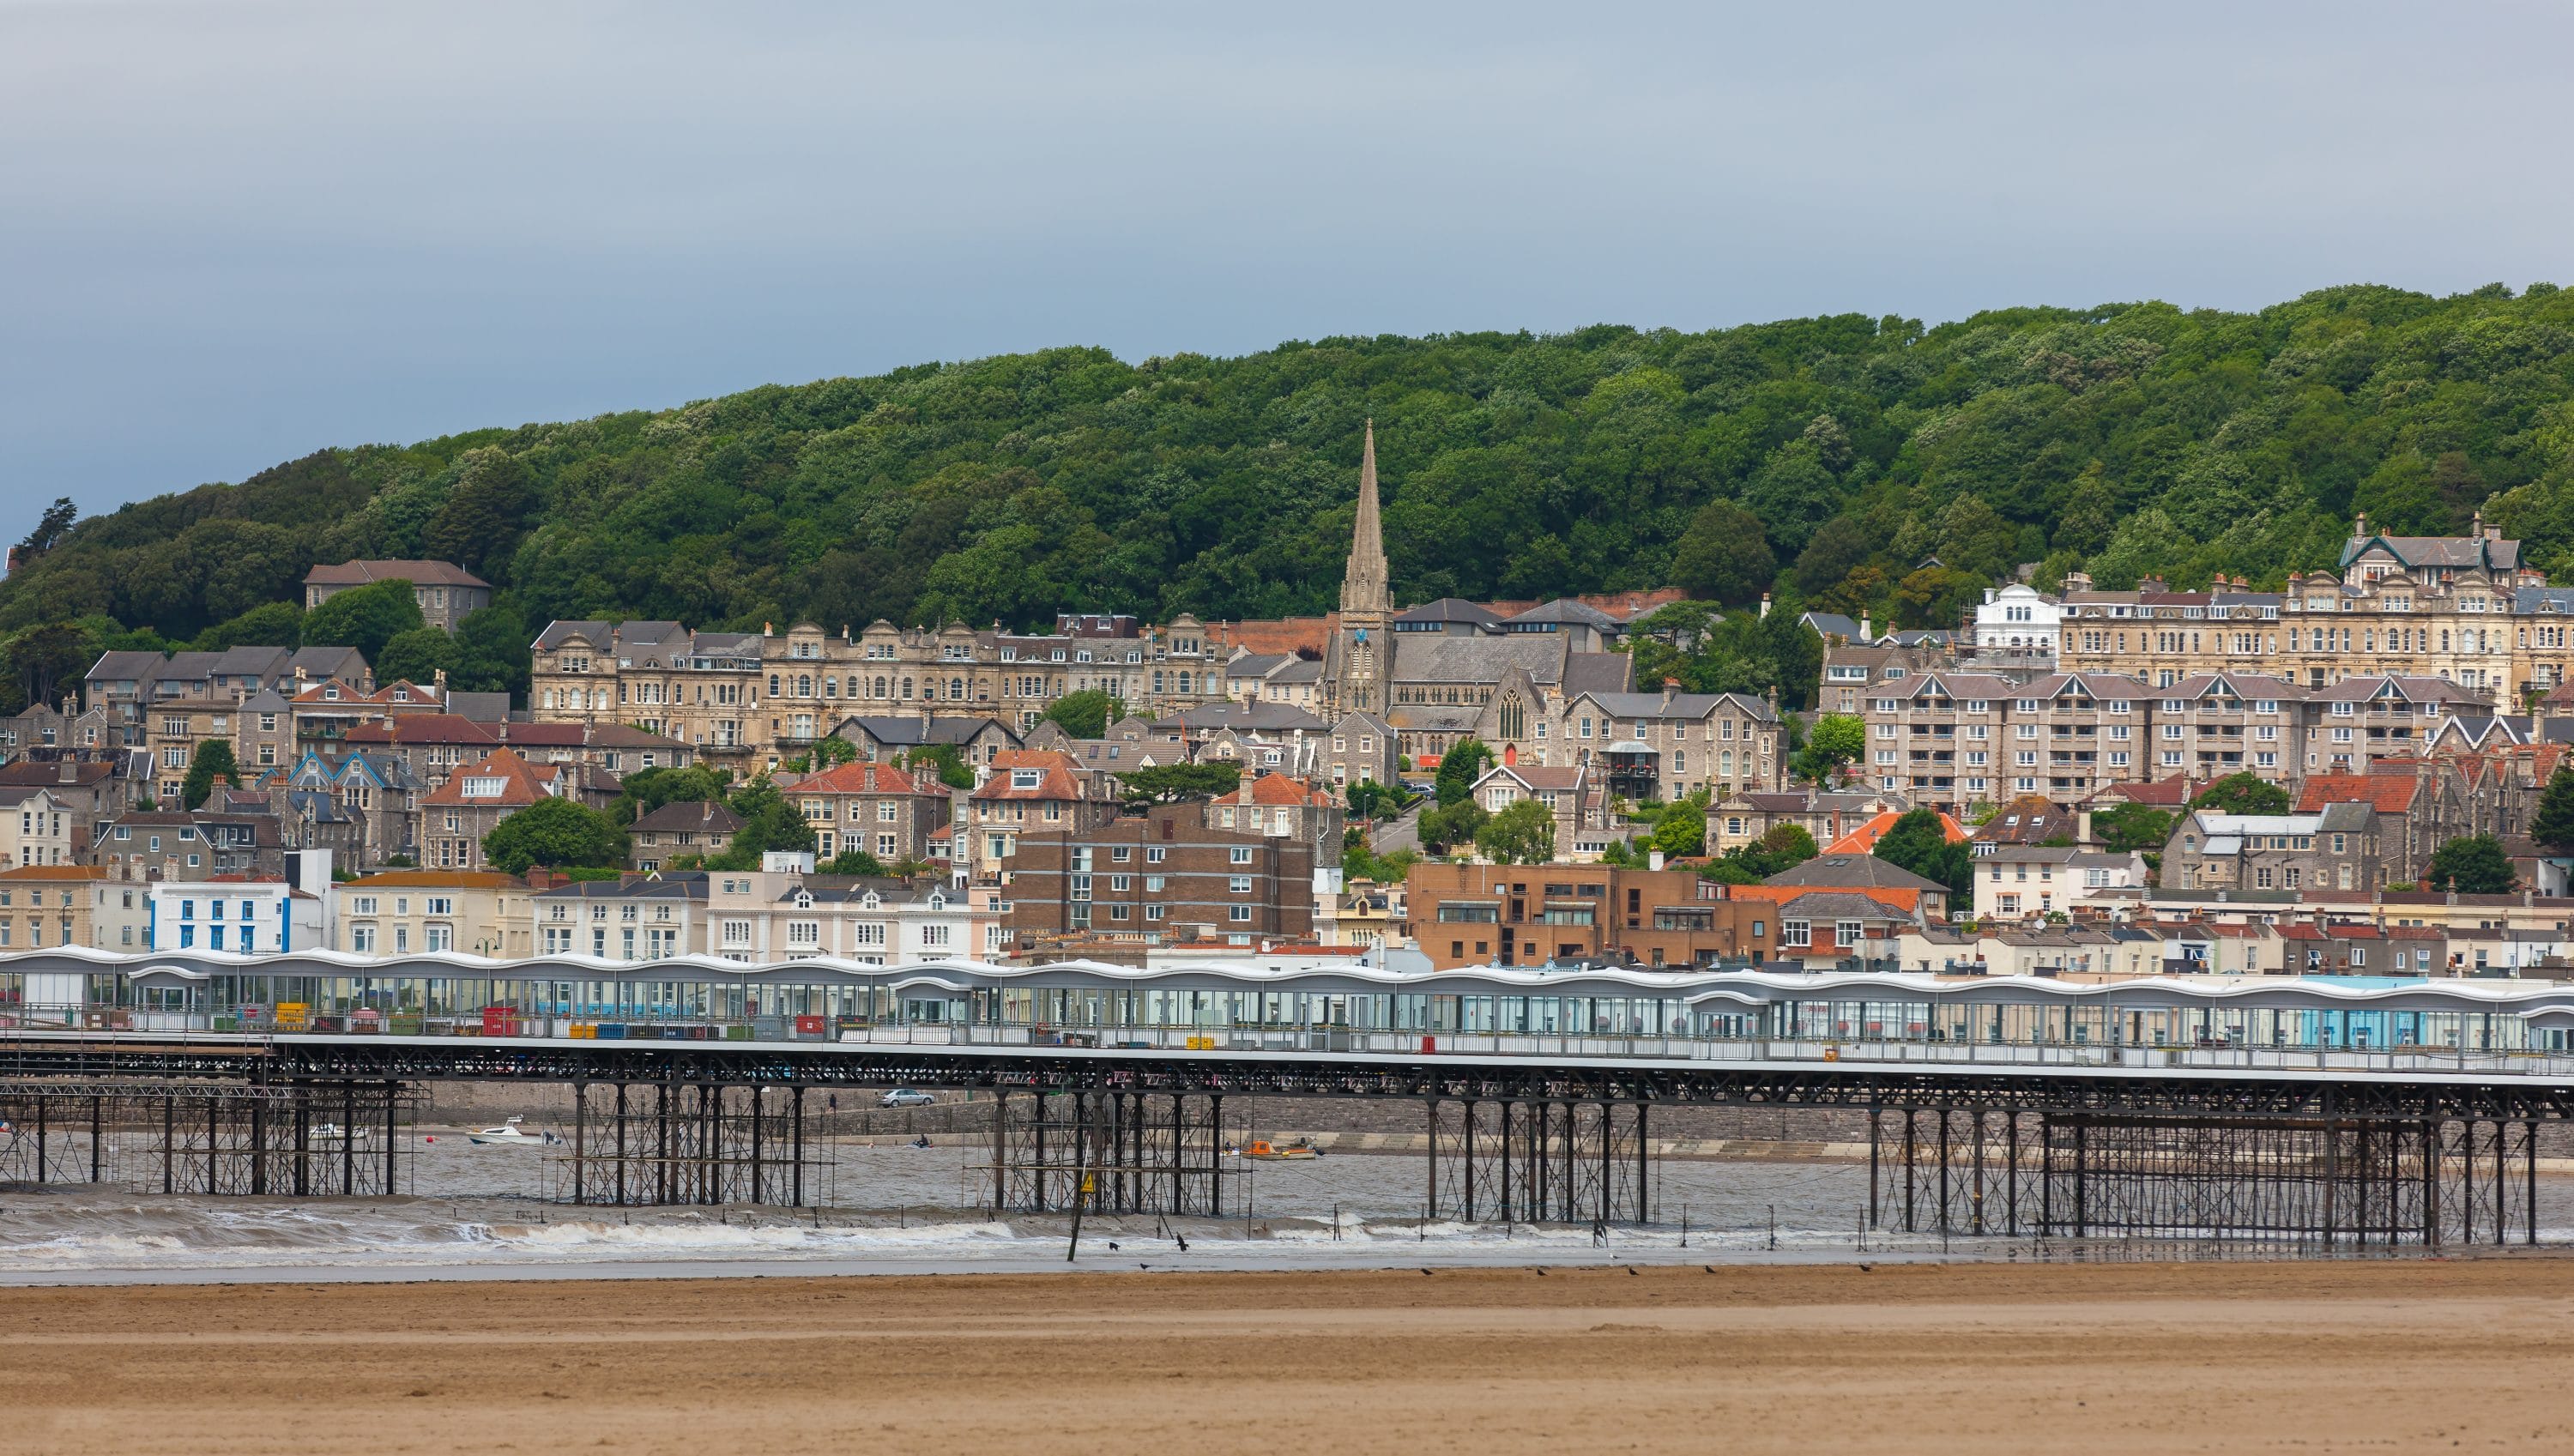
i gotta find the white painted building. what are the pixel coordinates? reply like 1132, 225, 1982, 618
145, 878, 323, 954
1970, 846, 2151, 921
1973, 584, 2062, 656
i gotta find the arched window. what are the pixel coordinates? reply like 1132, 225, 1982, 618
1498, 696, 1526, 741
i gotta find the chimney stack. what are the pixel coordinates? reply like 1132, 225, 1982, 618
1859, 613, 1872, 642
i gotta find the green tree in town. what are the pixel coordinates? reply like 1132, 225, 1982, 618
1340, 827, 1418, 885
1696, 823, 1822, 885
899, 742, 976, 790
449, 600, 534, 702
1417, 800, 1489, 856
421, 447, 535, 580
820, 849, 891, 877
481, 797, 625, 875
1040, 689, 1123, 740
1345, 778, 1411, 821
1474, 798, 1558, 866
1433, 738, 1495, 807
1792, 713, 1865, 784
1649, 790, 1710, 858
374, 625, 460, 688
15, 498, 77, 565
2092, 802, 2176, 854
2426, 834, 2517, 895
300, 579, 425, 662
1873, 807, 1971, 897
180, 739, 244, 809
704, 774, 819, 869
782, 735, 859, 773
608, 765, 730, 827
190, 600, 304, 652
2532, 766, 2574, 855
1115, 762, 1242, 803
2191, 773, 2292, 816
3, 621, 94, 716
1669, 500, 1776, 606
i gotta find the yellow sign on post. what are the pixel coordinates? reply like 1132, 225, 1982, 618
1080, 1174, 1096, 1197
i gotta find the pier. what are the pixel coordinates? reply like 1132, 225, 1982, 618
3, 947, 2574, 1242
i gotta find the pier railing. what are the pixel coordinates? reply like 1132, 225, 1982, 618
7, 1003, 2573, 1081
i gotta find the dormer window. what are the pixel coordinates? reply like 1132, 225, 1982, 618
323, 686, 341, 700
462, 776, 505, 797
1011, 769, 1041, 790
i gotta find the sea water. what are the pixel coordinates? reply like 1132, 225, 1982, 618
4, 1137, 2569, 1284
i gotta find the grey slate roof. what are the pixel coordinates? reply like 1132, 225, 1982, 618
1176, 702, 1330, 733
1765, 855, 1949, 893
1577, 691, 1779, 723
1395, 598, 1502, 625
1560, 652, 1635, 697
840, 715, 1016, 748
1392, 634, 1573, 685
1508, 598, 1619, 629
629, 800, 744, 834
446, 691, 512, 722
1776, 891, 1914, 921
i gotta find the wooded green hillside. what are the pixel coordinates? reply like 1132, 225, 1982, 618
9, 281, 2574, 710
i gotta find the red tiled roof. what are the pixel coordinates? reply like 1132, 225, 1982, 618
973, 750, 1086, 801
1245, 773, 1332, 807
497, 722, 586, 747
346, 716, 501, 747
1824, 810, 1965, 855
2091, 775, 2198, 807
0, 865, 106, 880
420, 747, 554, 807
793, 760, 943, 796
2295, 774, 2419, 813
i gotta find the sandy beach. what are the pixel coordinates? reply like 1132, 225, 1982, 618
6, 1257, 2574, 1455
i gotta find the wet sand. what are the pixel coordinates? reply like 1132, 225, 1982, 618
9, 1258, 2574, 1454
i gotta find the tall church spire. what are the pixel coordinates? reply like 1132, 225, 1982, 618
1341, 419, 1390, 617
1326, 420, 1393, 718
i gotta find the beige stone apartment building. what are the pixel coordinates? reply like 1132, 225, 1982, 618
2055, 518, 2571, 702
526, 614, 1227, 772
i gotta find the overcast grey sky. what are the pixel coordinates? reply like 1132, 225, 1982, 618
3, 1, 2568, 539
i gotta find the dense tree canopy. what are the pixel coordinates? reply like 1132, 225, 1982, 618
2426, 834, 2517, 895
1040, 689, 1122, 740
1875, 808, 1972, 897
1474, 800, 1557, 866
481, 797, 625, 875
180, 739, 241, 810
2192, 774, 2293, 816
300, 579, 423, 662
2532, 766, 2574, 855
13, 286, 2574, 709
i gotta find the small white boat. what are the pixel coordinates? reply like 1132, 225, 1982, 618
465, 1116, 552, 1146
